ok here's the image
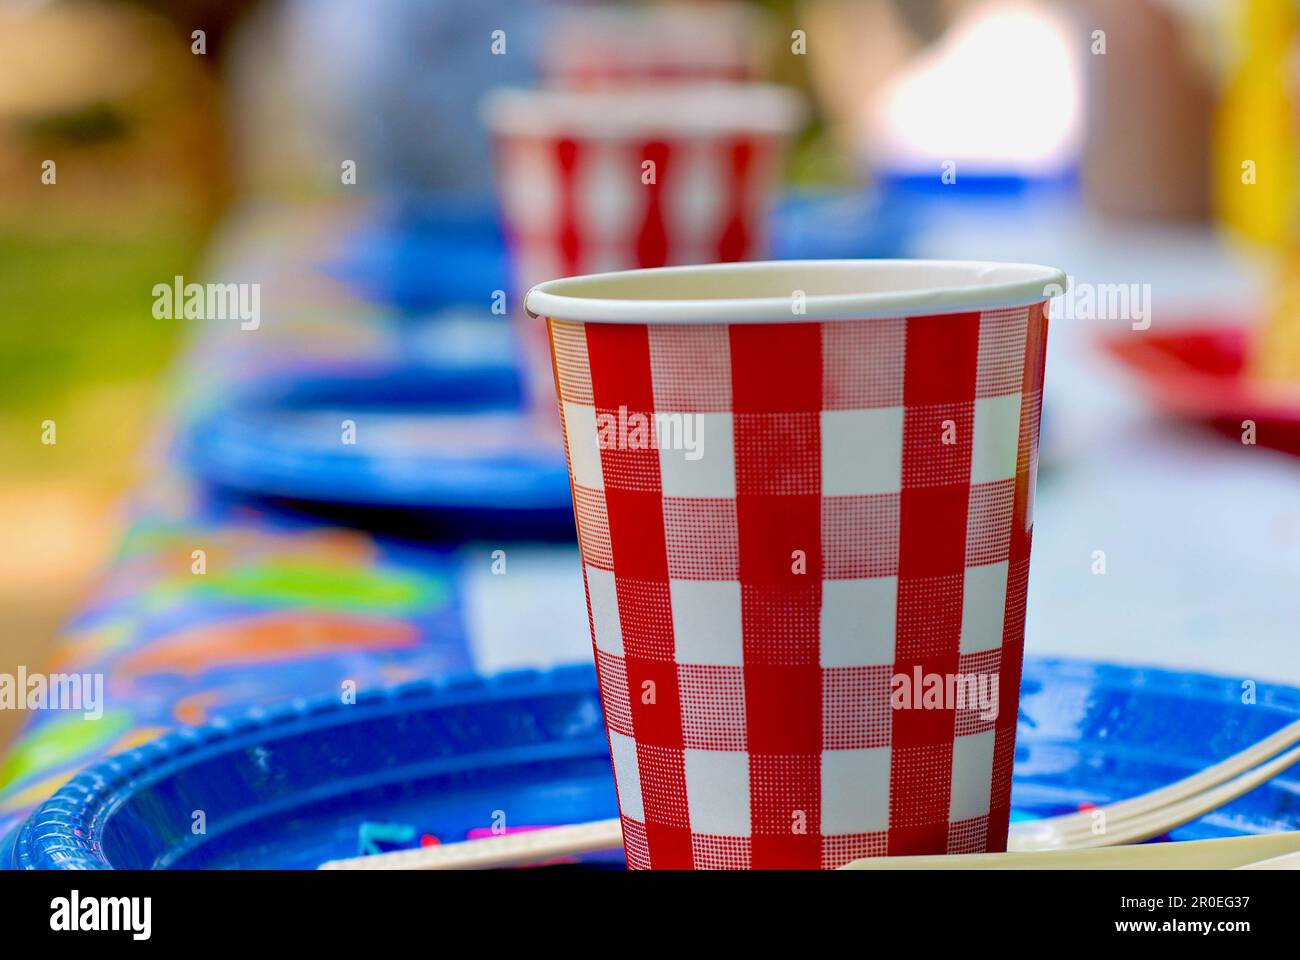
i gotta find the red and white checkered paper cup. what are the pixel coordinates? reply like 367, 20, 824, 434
526, 260, 1065, 869
485, 83, 804, 415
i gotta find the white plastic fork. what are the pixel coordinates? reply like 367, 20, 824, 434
1008, 718, 1300, 850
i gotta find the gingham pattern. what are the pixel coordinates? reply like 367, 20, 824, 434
494, 134, 786, 294
548, 302, 1050, 869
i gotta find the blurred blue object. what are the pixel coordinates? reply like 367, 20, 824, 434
324, 193, 509, 312
875, 168, 1079, 201
8, 666, 617, 869
195, 194, 574, 534
181, 364, 573, 531
8, 657, 1299, 868
769, 188, 915, 261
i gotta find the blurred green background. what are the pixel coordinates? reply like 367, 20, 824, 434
0, 0, 244, 746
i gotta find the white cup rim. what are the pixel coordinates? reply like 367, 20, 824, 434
482, 82, 806, 138
525, 259, 1069, 324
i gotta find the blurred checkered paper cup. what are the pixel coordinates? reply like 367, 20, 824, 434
485, 83, 804, 417
526, 259, 1066, 869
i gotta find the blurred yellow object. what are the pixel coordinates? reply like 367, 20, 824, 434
1214, 0, 1297, 248
1251, 256, 1300, 388
0, 3, 149, 117
1221, 2, 1300, 386
0, 0, 226, 230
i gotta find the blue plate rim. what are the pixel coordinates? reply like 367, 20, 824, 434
9, 665, 599, 870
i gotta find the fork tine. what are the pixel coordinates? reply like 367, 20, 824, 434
1067, 742, 1300, 848
1010, 717, 1300, 850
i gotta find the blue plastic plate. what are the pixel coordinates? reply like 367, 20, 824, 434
181, 363, 574, 529
6, 657, 1299, 869
322, 194, 508, 313
769, 188, 915, 261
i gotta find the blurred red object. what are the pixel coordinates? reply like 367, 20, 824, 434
1100, 325, 1300, 455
